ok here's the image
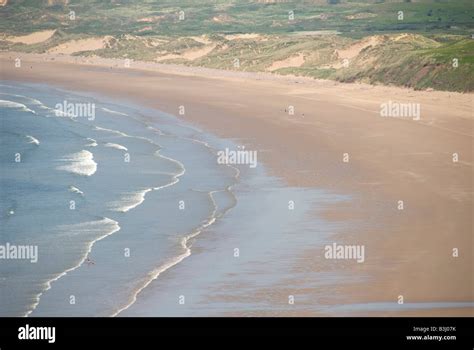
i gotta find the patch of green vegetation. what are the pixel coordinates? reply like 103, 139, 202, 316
329, 35, 474, 91
421, 38, 474, 64
1, 0, 473, 37
83, 35, 154, 60
277, 66, 337, 79
1, 1, 473, 92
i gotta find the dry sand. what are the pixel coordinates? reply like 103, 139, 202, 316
47, 36, 112, 55
4, 30, 56, 45
336, 36, 383, 61
225, 33, 262, 40
156, 44, 217, 62
1, 52, 472, 316
266, 53, 305, 72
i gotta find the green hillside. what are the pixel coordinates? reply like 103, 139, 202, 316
1, 0, 473, 91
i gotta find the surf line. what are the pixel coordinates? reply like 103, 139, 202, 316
24, 217, 120, 317
108, 149, 186, 213
111, 160, 239, 316
109, 153, 190, 317
110, 190, 221, 317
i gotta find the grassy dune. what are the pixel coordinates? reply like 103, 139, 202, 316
1, 0, 473, 91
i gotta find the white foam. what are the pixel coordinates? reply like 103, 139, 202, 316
68, 185, 84, 196
102, 107, 128, 116
26, 135, 40, 145
85, 138, 98, 147
104, 142, 128, 151
107, 189, 152, 213
25, 217, 121, 317
94, 126, 129, 137
146, 125, 166, 136
95, 126, 159, 148
0, 93, 47, 108
154, 150, 186, 177
56, 150, 97, 176
0, 99, 36, 114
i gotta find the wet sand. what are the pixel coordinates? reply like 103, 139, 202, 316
1, 52, 472, 316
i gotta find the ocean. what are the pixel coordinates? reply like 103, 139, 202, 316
0, 81, 347, 316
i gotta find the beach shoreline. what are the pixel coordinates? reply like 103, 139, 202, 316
1, 52, 472, 316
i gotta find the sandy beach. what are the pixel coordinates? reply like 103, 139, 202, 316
1, 52, 472, 316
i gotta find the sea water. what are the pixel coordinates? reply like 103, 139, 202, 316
0, 81, 348, 316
